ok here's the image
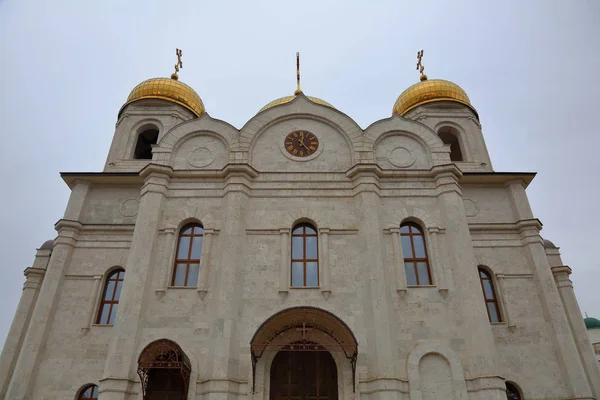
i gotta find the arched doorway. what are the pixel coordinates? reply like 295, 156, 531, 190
250, 307, 358, 395
270, 344, 338, 400
137, 339, 191, 400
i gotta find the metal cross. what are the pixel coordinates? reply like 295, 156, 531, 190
296, 322, 313, 339
295, 52, 302, 95
174, 48, 183, 74
416, 50, 425, 75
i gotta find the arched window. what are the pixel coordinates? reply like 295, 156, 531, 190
505, 381, 522, 400
478, 267, 502, 323
78, 384, 99, 400
172, 223, 204, 287
438, 126, 464, 162
400, 222, 432, 286
96, 269, 125, 325
291, 223, 318, 287
134, 128, 159, 160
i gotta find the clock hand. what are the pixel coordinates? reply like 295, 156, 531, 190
300, 137, 308, 148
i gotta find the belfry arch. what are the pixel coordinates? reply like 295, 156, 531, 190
137, 339, 191, 400
250, 307, 358, 395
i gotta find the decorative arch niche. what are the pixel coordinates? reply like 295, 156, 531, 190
250, 307, 358, 393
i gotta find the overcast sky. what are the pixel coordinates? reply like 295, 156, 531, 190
0, 0, 598, 348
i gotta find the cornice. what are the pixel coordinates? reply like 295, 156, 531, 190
461, 172, 536, 188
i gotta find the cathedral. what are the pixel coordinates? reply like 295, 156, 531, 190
1, 51, 599, 400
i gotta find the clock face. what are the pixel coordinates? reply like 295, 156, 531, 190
284, 130, 319, 157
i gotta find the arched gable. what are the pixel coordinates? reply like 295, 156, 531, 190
239, 95, 362, 166
364, 115, 447, 155
157, 113, 239, 153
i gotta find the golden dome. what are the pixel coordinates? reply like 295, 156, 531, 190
119, 77, 205, 117
393, 78, 477, 118
259, 93, 335, 113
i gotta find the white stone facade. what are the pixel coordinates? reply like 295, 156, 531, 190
1, 93, 599, 400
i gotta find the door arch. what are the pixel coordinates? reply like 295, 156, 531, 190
251, 307, 358, 394
137, 339, 191, 400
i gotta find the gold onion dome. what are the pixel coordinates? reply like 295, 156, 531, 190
119, 77, 205, 117
393, 77, 477, 118
259, 92, 335, 113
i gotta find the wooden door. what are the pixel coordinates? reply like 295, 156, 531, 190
147, 369, 185, 400
270, 351, 338, 400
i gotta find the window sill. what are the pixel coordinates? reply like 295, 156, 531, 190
167, 286, 198, 289
490, 322, 507, 326
289, 286, 321, 290
406, 285, 437, 288
91, 324, 114, 327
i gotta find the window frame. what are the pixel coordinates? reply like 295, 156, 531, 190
400, 222, 432, 286
505, 381, 522, 400
290, 223, 319, 287
95, 269, 125, 325
171, 223, 204, 287
478, 267, 502, 323
77, 384, 99, 400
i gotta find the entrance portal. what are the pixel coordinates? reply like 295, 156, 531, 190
251, 307, 358, 394
270, 350, 338, 400
138, 339, 191, 400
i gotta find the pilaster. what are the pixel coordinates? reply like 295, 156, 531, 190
100, 164, 172, 400
5, 179, 90, 400
0, 250, 49, 399
205, 165, 253, 400
5, 219, 83, 400
431, 165, 505, 399
506, 181, 593, 398
552, 266, 600, 398
350, 164, 396, 400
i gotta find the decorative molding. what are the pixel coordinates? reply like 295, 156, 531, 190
387, 146, 416, 168
463, 199, 479, 217
187, 147, 215, 168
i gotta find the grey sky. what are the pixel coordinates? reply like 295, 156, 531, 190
0, 0, 598, 348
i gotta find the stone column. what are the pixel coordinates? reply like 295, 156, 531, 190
390, 227, 407, 297
156, 227, 176, 294
432, 166, 505, 400
99, 165, 172, 400
205, 165, 255, 400
426, 227, 448, 294
553, 266, 600, 398
5, 180, 90, 400
278, 228, 290, 296
493, 273, 514, 329
0, 249, 49, 399
197, 228, 215, 298
82, 275, 103, 332
319, 228, 331, 300
348, 165, 396, 399
506, 180, 593, 399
